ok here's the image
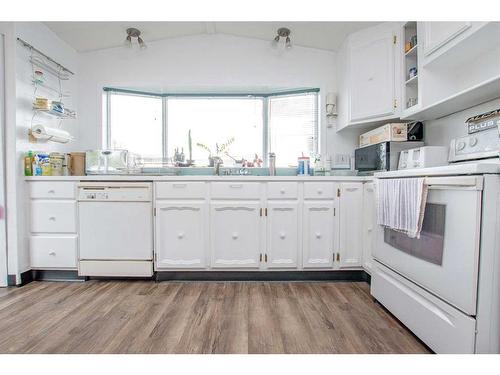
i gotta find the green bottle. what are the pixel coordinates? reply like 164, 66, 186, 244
24, 151, 33, 176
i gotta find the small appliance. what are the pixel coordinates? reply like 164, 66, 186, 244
354, 141, 424, 174
359, 123, 408, 148
398, 146, 448, 170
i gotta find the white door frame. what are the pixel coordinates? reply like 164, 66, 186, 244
0, 30, 8, 287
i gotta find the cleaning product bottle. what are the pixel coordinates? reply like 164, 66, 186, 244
24, 151, 33, 176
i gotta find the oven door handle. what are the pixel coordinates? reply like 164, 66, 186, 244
424, 176, 483, 190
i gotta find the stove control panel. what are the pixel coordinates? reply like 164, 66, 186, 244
449, 128, 500, 163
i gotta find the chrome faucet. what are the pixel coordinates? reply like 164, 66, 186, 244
214, 158, 223, 176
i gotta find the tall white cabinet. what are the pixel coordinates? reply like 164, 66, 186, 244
338, 183, 364, 268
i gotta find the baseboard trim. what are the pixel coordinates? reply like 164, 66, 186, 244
156, 270, 370, 282
32, 270, 86, 282
7, 270, 34, 286
12, 269, 371, 284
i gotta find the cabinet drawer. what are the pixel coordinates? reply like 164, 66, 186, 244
31, 201, 77, 233
267, 182, 298, 199
29, 181, 76, 199
211, 182, 260, 199
371, 262, 476, 353
156, 182, 207, 199
30, 235, 77, 269
304, 182, 335, 199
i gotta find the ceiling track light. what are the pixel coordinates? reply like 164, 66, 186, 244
271, 27, 292, 50
124, 27, 147, 50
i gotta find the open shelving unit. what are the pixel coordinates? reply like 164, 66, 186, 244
403, 22, 419, 112
18, 38, 77, 144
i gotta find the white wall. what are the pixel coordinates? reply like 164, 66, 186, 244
77, 33, 359, 159
425, 97, 500, 149
10, 22, 78, 278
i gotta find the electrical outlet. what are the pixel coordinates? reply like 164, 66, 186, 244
333, 153, 351, 169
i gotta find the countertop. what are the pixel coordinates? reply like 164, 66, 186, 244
25, 175, 373, 182
374, 161, 500, 178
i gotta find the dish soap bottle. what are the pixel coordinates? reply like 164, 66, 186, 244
24, 151, 33, 176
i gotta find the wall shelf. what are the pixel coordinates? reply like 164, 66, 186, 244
33, 107, 77, 120
405, 75, 418, 86
405, 45, 418, 57
401, 74, 500, 121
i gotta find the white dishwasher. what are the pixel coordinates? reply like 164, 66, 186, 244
78, 182, 153, 277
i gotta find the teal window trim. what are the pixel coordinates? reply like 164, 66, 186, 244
102, 87, 319, 98
104, 88, 320, 159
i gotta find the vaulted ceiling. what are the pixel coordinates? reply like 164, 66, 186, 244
44, 21, 380, 53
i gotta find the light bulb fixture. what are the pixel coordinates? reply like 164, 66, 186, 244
271, 27, 292, 50
125, 28, 147, 50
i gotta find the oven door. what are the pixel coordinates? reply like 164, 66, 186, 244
373, 176, 483, 315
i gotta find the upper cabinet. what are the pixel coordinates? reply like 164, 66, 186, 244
422, 22, 471, 59
402, 21, 500, 121
337, 22, 402, 130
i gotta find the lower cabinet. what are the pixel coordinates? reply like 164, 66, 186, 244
338, 183, 364, 268
210, 201, 261, 269
362, 182, 376, 273
266, 201, 299, 269
302, 201, 336, 269
155, 201, 207, 269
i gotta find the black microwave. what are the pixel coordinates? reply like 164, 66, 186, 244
354, 141, 424, 174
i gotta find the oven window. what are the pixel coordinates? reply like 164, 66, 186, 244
384, 203, 446, 265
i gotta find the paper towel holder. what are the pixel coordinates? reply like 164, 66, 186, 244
29, 125, 74, 144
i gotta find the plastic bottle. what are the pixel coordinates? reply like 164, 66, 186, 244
24, 151, 33, 176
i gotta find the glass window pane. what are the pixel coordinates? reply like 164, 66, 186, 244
109, 93, 162, 157
268, 93, 318, 167
167, 98, 263, 166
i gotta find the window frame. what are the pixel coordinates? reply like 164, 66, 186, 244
104, 88, 320, 166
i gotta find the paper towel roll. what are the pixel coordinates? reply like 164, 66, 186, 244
31, 125, 74, 144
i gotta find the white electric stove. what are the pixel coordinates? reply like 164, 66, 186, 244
372, 112, 500, 354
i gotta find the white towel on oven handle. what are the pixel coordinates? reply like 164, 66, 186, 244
375, 177, 428, 238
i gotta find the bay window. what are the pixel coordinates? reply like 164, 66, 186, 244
104, 88, 319, 167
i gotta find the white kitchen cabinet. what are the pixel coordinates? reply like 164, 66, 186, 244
338, 183, 364, 268
28, 181, 78, 270
421, 22, 472, 59
344, 23, 401, 127
362, 182, 376, 273
302, 201, 336, 269
210, 201, 261, 269
155, 202, 207, 269
266, 201, 299, 269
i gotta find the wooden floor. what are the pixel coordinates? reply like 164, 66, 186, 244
0, 280, 430, 354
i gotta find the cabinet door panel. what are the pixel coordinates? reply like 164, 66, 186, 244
211, 202, 260, 268
349, 31, 396, 122
362, 183, 376, 273
423, 22, 471, 57
339, 183, 364, 268
303, 201, 335, 268
156, 202, 206, 269
267, 201, 299, 269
